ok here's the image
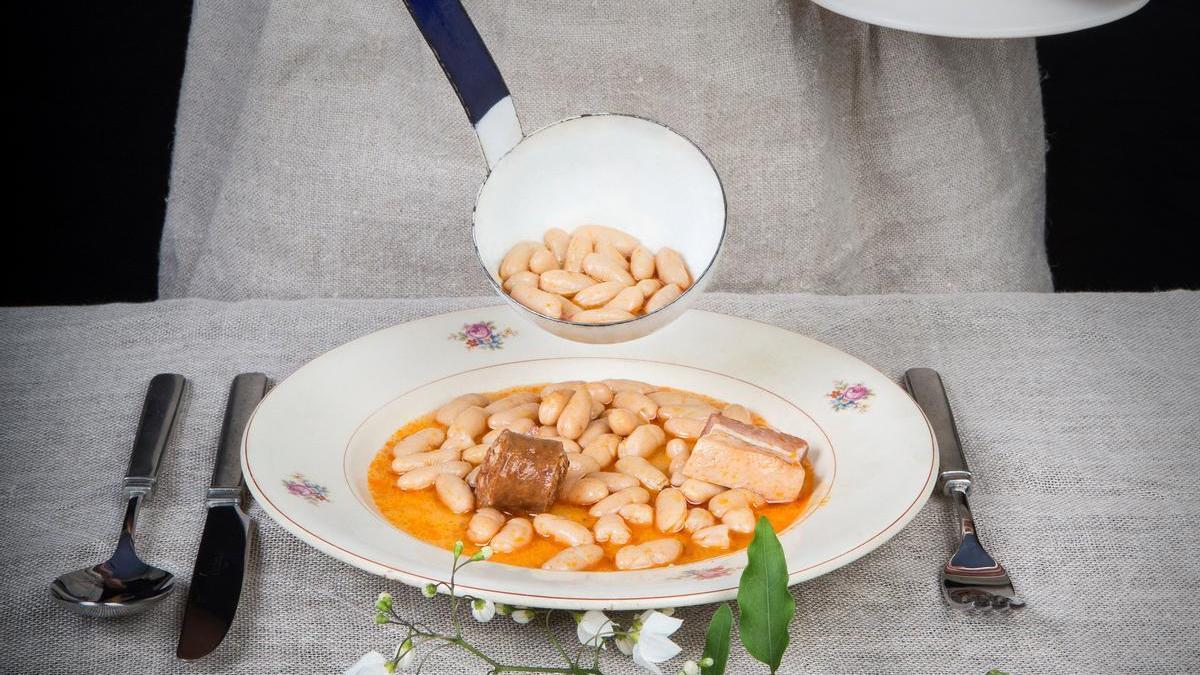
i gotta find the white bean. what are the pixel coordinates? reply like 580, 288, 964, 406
498, 417, 536, 435
613, 391, 658, 422
538, 389, 573, 425
635, 278, 663, 297
606, 408, 640, 436
617, 502, 653, 526
447, 406, 488, 446
395, 461, 472, 490
583, 253, 635, 286
722, 404, 753, 424
692, 524, 731, 549
604, 286, 645, 314
722, 507, 756, 534
647, 390, 688, 406
585, 382, 614, 405
593, 513, 632, 544
563, 452, 602, 485
617, 424, 666, 458
539, 270, 595, 295
630, 246, 656, 280
544, 227, 570, 264
481, 428, 504, 445
582, 434, 620, 468
556, 387, 593, 440
392, 427, 446, 457
465, 465, 480, 487
589, 471, 640, 492
499, 241, 538, 280
576, 418, 612, 448
588, 486, 651, 517
614, 539, 683, 570
490, 517, 533, 553
615, 456, 669, 491
434, 474, 474, 514
665, 438, 690, 458
708, 488, 766, 518
467, 508, 505, 544
574, 225, 640, 256
502, 270, 540, 292
654, 488, 688, 533
572, 308, 636, 325
562, 477, 609, 506
658, 404, 719, 421
595, 238, 630, 269
487, 402, 539, 430
573, 281, 629, 308
684, 507, 716, 533
461, 444, 490, 464
559, 295, 583, 320
542, 544, 605, 571
540, 381, 585, 395
564, 232, 593, 273
546, 436, 582, 454
654, 247, 691, 289
680, 479, 726, 505
484, 392, 539, 414
604, 379, 655, 394
533, 514, 594, 546
528, 245, 560, 274
510, 284, 563, 319
644, 283, 683, 314
391, 447, 460, 474
663, 416, 705, 439
435, 395, 490, 426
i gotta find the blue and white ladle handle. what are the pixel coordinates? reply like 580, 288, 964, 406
403, 0, 524, 168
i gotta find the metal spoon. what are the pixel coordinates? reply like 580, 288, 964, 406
51, 373, 187, 617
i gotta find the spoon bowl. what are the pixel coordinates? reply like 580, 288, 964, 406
50, 495, 176, 617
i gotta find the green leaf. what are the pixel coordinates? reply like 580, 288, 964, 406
701, 603, 732, 675
737, 517, 795, 674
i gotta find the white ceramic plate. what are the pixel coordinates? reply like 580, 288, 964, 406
243, 307, 936, 610
811, 0, 1147, 38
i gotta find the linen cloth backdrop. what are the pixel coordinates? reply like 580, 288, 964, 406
159, 0, 1051, 299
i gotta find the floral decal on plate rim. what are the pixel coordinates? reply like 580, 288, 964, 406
828, 380, 873, 412
283, 473, 330, 504
671, 564, 738, 581
449, 321, 515, 351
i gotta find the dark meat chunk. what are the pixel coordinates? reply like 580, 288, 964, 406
474, 431, 568, 514
701, 414, 808, 465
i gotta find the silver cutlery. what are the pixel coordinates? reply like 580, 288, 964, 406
903, 368, 1025, 611
51, 373, 187, 617
176, 373, 268, 659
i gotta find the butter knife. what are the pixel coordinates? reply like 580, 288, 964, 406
176, 373, 269, 659
903, 368, 1024, 610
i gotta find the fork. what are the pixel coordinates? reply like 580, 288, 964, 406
903, 368, 1025, 611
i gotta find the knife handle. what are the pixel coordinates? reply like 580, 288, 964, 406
208, 373, 269, 506
903, 368, 972, 496
124, 373, 188, 499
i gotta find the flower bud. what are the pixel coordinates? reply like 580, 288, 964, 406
421, 583, 437, 598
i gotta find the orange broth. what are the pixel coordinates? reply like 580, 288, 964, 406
368, 385, 814, 570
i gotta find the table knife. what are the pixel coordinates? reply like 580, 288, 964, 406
176, 373, 269, 659
903, 368, 1024, 610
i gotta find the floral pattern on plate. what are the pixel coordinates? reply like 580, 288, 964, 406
283, 473, 330, 504
670, 564, 738, 581
828, 381, 873, 412
449, 321, 516, 351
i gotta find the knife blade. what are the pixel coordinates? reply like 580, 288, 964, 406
902, 368, 972, 496
176, 373, 269, 660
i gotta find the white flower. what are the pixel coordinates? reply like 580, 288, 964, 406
630, 610, 684, 675
615, 635, 635, 656
511, 608, 536, 624
576, 610, 616, 647
471, 598, 496, 622
343, 651, 389, 675
679, 659, 700, 675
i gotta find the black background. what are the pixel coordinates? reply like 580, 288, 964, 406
5, 2, 1196, 306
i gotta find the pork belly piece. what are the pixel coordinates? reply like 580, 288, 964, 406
681, 432, 805, 502
475, 430, 569, 514
701, 414, 808, 465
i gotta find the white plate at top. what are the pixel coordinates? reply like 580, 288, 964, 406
242, 307, 937, 610
811, 0, 1148, 38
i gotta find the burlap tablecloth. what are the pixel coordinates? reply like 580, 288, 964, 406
2, 292, 1197, 673
159, 0, 1051, 299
